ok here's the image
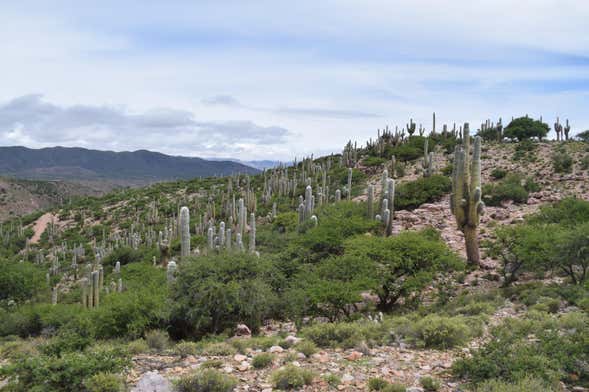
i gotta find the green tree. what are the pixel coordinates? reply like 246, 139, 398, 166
504, 117, 549, 141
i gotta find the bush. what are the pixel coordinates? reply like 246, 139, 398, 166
83, 372, 126, 392
368, 377, 390, 390
127, 339, 149, 354
103, 246, 143, 266
452, 312, 588, 386
0, 261, 48, 303
175, 369, 238, 392
295, 340, 318, 357
301, 320, 390, 349
406, 315, 473, 349
475, 377, 552, 391
0, 346, 130, 392
527, 198, 589, 227
483, 174, 529, 206
394, 175, 451, 210
490, 168, 507, 179
200, 342, 237, 356
175, 341, 199, 358
552, 151, 573, 173
252, 353, 274, 369
270, 364, 315, 390
420, 376, 441, 391
504, 117, 549, 141
169, 253, 276, 338
145, 330, 169, 351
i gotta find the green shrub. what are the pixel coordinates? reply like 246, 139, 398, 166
103, 246, 143, 266
169, 253, 276, 338
270, 364, 315, 390
0, 261, 48, 303
527, 198, 589, 227
394, 175, 451, 210
368, 377, 390, 390
474, 377, 552, 391
452, 312, 588, 386
127, 339, 149, 355
490, 168, 507, 179
385, 383, 407, 392
175, 369, 238, 392
0, 346, 130, 392
552, 151, 573, 173
301, 320, 389, 349
200, 342, 237, 356
363, 156, 387, 167
175, 341, 199, 358
322, 373, 341, 387
200, 359, 223, 369
83, 372, 126, 392
410, 315, 472, 349
581, 155, 589, 170
420, 376, 441, 391
483, 174, 529, 206
145, 330, 169, 351
252, 353, 274, 369
295, 340, 318, 357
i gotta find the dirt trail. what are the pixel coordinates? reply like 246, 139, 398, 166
30, 213, 56, 244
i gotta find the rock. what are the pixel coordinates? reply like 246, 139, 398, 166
269, 345, 284, 353
345, 351, 363, 361
233, 354, 247, 362
341, 374, 354, 383
235, 324, 252, 337
131, 371, 172, 392
284, 335, 300, 345
222, 366, 234, 373
237, 361, 250, 371
406, 388, 424, 392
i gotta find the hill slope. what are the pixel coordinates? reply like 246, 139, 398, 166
0, 146, 259, 182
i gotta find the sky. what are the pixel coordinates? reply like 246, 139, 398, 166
0, 1, 588, 161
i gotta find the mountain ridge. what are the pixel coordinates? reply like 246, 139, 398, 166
0, 146, 259, 182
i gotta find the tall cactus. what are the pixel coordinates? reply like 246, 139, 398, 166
347, 168, 352, 200
249, 213, 256, 253
180, 206, 190, 258
367, 185, 374, 219
422, 139, 434, 177
451, 123, 484, 265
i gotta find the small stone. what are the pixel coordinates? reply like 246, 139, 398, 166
222, 366, 234, 373
284, 335, 301, 345
233, 354, 247, 362
345, 351, 363, 361
341, 374, 354, 383
406, 388, 424, 392
269, 345, 284, 353
235, 324, 252, 337
237, 361, 250, 372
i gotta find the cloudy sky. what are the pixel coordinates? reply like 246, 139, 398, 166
1, 1, 588, 160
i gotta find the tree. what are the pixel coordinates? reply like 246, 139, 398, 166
169, 253, 276, 338
575, 130, 589, 143
504, 117, 549, 141
344, 229, 462, 311
489, 224, 553, 286
552, 223, 589, 284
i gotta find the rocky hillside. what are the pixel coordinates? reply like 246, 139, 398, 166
0, 177, 105, 221
1, 128, 588, 392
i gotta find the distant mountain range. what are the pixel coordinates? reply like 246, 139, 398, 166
0, 146, 259, 183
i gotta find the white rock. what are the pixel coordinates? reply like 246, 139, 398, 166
341, 373, 354, 383
269, 345, 284, 353
131, 371, 172, 392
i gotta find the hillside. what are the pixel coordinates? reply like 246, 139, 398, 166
0, 146, 259, 183
0, 177, 105, 221
0, 123, 588, 391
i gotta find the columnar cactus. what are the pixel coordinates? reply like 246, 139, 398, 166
92, 270, 100, 307
180, 206, 190, 258
167, 260, 177, 283
451, 123, 484, 265
367, 185, 374, 219
249, 213, 256, 253
347, 168, 352, 200
422, 139, 434, 177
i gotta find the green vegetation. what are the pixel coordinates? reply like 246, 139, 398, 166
395, 175, 452, 210
175, 369, 238, 392
504, 117, 549, 141
270, 364, 315, 390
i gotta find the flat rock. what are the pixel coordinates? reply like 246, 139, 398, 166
131, 371, 172, 392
